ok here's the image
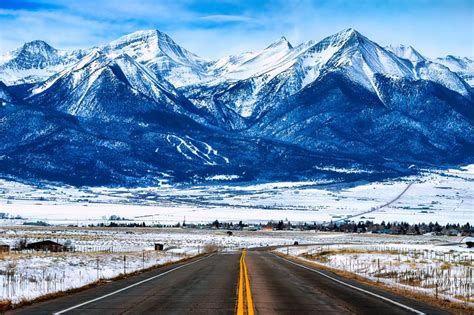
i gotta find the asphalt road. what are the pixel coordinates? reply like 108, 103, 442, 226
9, 253, 239, 315
246, 251, 447, 315
9, 250, 449, 315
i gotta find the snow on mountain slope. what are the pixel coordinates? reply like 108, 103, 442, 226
0, 28, 473, 186
0, 81, 13, 105
434, 55, 474, 86
207, 37, 301, 82
102, 30, 208, 88
0, 40, 87, 85
385, 44, 426, 63
299, 29, 468, 98
186, 29, 471, 120
28, 49, 191, 120
386, 45, 472, 91
414, 61, 471, 97
185, 29, 417, 119
166, 134, 229, 165
0, 30, 208, 88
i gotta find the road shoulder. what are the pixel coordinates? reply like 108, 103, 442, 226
273, 251, 471, 314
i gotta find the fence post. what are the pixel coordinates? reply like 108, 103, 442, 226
123, 255, 126, 274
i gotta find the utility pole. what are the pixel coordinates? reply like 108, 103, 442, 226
97, 257, 100, 280
142, 250, 145, 269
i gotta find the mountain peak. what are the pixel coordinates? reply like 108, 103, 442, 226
320, 28, 367, 48
266, 36, 293, 50
337, 28, 362, 38
22, 39, 54, 48
16, 40, 57, 56
111, 29, 167, 43
105, 29, 204, 64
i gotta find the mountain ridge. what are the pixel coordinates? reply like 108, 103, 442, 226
0, 28, 472, 186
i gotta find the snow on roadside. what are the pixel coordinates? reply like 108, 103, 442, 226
0, 250, 186, 304
276, 243, 474, 306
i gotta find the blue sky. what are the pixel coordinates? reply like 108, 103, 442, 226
0, 0, 473, 59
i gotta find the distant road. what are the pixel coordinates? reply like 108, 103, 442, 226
333, 181, 414, 223
9, 247, 449, 315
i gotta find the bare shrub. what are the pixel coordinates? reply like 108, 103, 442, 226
203, 244, 219, 253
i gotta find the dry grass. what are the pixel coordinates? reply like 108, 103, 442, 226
202, 244, 220, 253
0, 300, 11, 312
440, 262, 452, 270
7, 252, 208, 311
275, 251, 473, 314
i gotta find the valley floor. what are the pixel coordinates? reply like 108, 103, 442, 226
0, 165, 472, 226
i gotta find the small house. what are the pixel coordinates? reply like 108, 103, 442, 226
0, 243, 9, 253
26, 240, 64, 252
154, 243, 164, 251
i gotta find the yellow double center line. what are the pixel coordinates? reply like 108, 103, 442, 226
237, 249, 254, 315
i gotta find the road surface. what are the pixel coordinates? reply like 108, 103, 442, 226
9, 250, 448, 315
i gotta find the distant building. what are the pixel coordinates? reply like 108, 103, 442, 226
26, 240, 64, 252
0, 243, 10, 253
154, 243, 164, 251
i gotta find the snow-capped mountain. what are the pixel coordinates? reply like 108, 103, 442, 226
0, 28, 472, 186
0, 30, 207, 88
102, 30, 209, 88
29, 49, 185, 119
386, 45, 474, 88
185, 29, 470, 122
385, 44, 426, 64
434, 55, 474, 87
27, 48, 218, 130
0, 40, 88, 85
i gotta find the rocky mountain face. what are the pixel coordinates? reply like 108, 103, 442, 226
434, 55, 474, 87
0, 29, 472, 186
0, 40, 88, 85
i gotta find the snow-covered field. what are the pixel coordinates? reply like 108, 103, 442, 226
277, 241, 473, 306
0, 166, 471, 304
0, 227, 472, 305
0, 227, 323, 304
0, 226, 320, 304
0, 250, 185, 304
0, 166, 472, 225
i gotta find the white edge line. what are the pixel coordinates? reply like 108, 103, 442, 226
53, 254, 214, 314
275, 254, 425, 315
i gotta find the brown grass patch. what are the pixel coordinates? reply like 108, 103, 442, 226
0, 300, 11, 312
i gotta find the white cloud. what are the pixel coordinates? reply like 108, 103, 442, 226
0, 1, 472, 60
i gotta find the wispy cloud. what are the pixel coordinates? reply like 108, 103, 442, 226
0, 0, 472, 59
